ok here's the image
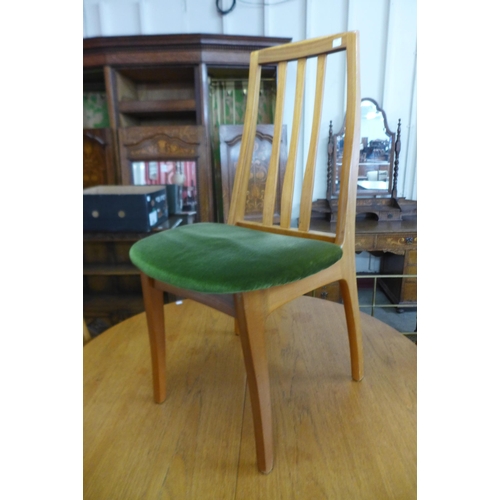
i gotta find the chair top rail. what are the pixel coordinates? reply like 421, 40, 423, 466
257, 32, 352, 65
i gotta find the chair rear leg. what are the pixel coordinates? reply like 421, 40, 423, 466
140, 273, 167, 403
235, 292, 274, 474
339, 276, 364, 381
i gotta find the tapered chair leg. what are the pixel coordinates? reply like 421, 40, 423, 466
140, 273, 168, 403
339, 276, 364, 382
235, 292, 274, 474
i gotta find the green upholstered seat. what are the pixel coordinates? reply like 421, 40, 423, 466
130, 223, 343, 294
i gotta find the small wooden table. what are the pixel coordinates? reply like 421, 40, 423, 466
84, 296, 416, 499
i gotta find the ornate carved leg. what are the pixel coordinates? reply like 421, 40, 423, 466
234, 292, 274, 474
140, 273, 167, 403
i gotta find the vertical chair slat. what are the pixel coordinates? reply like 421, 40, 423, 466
298, 54, 327, 232
262, 61, 287, 226
280, 58, 307, 229
228, 52, 262, 225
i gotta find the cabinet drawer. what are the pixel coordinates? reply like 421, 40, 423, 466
355, 235, 376, 251
375, 234, 417, 252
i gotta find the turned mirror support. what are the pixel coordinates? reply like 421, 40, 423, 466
392, 119, 401, 199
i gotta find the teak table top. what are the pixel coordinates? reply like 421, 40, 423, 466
84, 296, 416, 499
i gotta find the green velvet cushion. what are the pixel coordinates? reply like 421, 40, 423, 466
129, 223, 342, 294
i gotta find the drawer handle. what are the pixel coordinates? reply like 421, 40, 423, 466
399, 236, 416, 245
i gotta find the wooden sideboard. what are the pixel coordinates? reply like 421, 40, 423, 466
309, 217, 417, 305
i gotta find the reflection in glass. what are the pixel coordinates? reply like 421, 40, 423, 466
331, 98, 395, 196
131, 161, 198, 212
357, 100, 391, 191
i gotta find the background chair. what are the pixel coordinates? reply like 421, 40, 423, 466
219, 124, 287, 223
130, 31, 362, 474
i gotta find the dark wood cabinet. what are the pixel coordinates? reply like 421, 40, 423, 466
83, 129, 116, 188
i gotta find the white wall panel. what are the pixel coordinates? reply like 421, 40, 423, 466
222, 1, 264, 36
99, 0, 142, 37
348, 0, 390, 102
141, 0, 188, 35
83, 2, 102, 38
185, 0, 222, 34
308, 0, 348, 38
402, 56, 417, 200
266, 0, 306, 42
381, 0, 417, 200
382, 0, 417, 118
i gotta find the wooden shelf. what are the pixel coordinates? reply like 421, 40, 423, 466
83, 217, 183, 241
83, 264, 139, 276
119, 99, 196, 115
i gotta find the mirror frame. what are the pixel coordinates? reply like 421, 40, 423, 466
328, 97, 395, 199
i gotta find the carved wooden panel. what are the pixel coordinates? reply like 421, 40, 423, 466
219, 124, 287, 223
83, 129, 116, 188
118, 125, 212, 222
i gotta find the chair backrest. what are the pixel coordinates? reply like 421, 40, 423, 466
227, 32, 361, 250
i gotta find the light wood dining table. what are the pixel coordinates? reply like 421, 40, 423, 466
84, 295, 416, 499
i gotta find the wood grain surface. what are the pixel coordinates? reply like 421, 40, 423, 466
84, 296, 416, 499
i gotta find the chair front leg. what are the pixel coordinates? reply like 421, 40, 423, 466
339, 275, 364, 382
234, 292, 274, 474
140, 273, 167, 403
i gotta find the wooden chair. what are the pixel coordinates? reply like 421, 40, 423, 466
129, 31, 363, 474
